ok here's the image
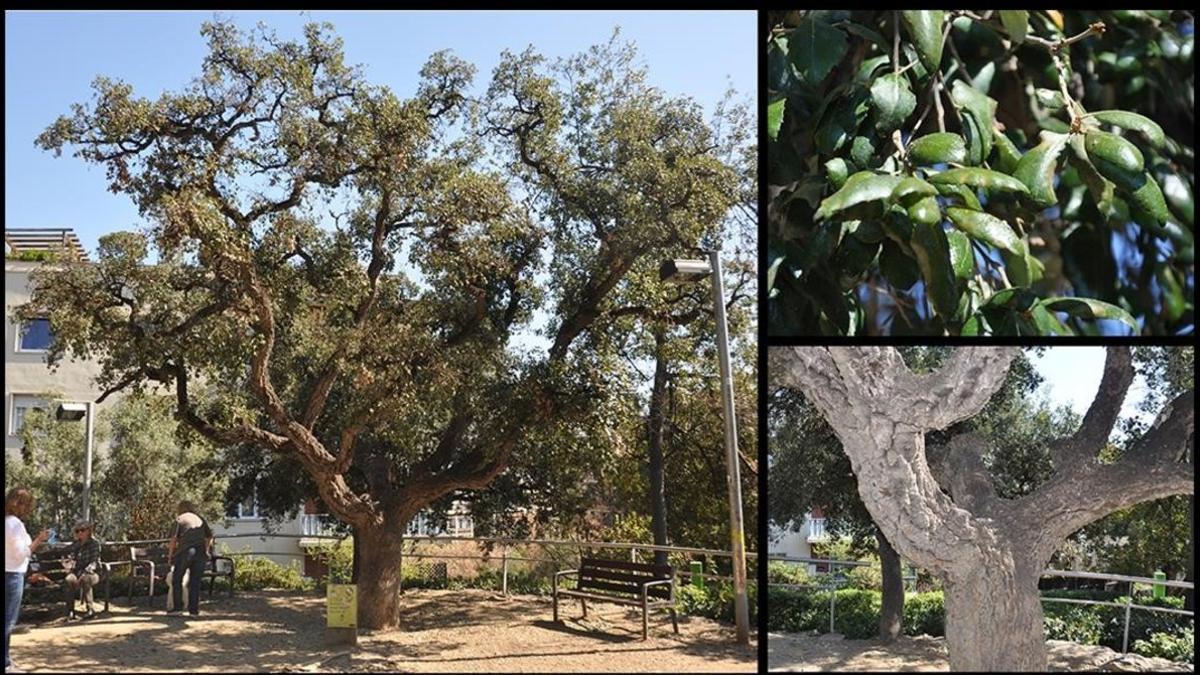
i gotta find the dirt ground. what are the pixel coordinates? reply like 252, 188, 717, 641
8, 589, 755, 673
767, 632, 1193, 672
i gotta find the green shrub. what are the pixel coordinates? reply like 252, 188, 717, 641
308, 538, 354, 584
902, 591, 945, 636
1132, 626, 1194, 664
832, 589, 881, 638
231, 555, 315, 592
768, 560, 812, 585
767, 586, 816, 632
844, 558, 882, 591
1091, 596, 1193, 651
1043, 602, 1104, 645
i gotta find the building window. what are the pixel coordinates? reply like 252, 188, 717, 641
17, 319, 54, 353
8, 395, 47, 437
227, 493, 261, 519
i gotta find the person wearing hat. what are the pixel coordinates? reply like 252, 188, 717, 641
62, 521, 102, 620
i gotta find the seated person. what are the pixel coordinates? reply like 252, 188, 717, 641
62, 522, 101, 619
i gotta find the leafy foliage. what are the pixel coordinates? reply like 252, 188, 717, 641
1133, 625, 1194, 664
4, 393, 225, 540
18, 20, 751, 586
769, 10, 1195, 335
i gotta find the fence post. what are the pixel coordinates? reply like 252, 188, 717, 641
631, 547, 637, 562
1121, 596, 1133, 654
829, 584, 836, 634
501, 544, 509, 597
690, 560, 705, 589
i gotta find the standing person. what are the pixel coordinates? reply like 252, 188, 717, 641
166, 501, 212, 617
62, 522, 102, 620
5, 488, 50, 673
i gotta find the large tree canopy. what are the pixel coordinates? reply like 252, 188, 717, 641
768, 10, 1194, 335
20, 21, 751, 628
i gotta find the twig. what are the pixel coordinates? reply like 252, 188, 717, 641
1026, 22, 1106, 51
893, 11, 901, 75
933, 73, 947, 133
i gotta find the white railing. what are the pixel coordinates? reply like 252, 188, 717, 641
806, 517, 828, 542
300, 514, 338, 538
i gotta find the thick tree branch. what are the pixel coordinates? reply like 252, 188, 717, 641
1050, 346, 1134, 467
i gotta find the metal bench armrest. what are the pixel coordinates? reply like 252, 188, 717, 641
554, 569, 580, 579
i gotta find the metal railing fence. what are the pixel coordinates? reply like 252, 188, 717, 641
768, 556, 1194, 654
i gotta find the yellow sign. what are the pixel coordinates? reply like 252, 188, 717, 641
327, 584, 357, 628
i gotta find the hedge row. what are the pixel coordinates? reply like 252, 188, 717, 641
767, 587, 1193, 663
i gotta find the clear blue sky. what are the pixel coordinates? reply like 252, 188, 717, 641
4, 10, 755, 253
1029, 347, 1151, 435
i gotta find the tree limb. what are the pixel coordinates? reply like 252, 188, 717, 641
1049, 346, 1134, 467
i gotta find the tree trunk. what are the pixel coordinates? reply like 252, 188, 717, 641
353, 523, 407, 630
647, 330, 670, 567
1187, 495, 1194, 612
942, 555, 1047, 672
876, 527, 904, 643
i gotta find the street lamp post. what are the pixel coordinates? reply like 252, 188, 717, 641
660, 250, 751, 646
56, 401, 95, 522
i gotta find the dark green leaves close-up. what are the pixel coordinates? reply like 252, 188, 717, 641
768, 10, 1195, 336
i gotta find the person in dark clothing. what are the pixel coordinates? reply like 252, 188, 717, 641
62, 521, 102, 619
166, 501, 212, 617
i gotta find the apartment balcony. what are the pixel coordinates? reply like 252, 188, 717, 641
806, 517, 828, 543
299, 514, 340, 546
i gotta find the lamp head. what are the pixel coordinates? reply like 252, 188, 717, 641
56, 402, 87, 421
659, 259, 712, 285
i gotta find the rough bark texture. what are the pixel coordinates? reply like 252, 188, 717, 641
876, 527, 904, 643
353, 523, 408, 629
771, 346, 1195, 672
647, 331, 671, 567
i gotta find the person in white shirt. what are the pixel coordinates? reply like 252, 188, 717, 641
5, 488, 50, 673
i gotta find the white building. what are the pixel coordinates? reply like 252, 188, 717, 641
5, 228, 473, 573
768, 507, 829, 574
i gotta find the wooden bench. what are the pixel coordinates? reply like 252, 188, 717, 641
553, 557, 678, 640
23, 542, 117, 619
129, 546, 236, 606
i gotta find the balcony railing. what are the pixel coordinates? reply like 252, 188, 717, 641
806, 517, 828, 542
300, 514, 339, 539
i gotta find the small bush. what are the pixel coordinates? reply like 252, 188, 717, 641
844, 558, 882, 591
831, 589, 881, 638
902, 591, 945, 637
1132, 626, 1194, 664
231, 555, 315, 592
768, 560, 812, 586
1043, 602, 1104, 645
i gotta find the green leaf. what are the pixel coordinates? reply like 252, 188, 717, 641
851, 135, 876, 168
928, 168, 1029, 195
837, 21, 890, 54
1027, 304, 1071, 335
991, 132, 1023, 174
935, 183, 982, 211
961, 111, 984, 166
950, 80, 998, 164
767, 252, 786, 292
891, 176, 938, 205
1067, 135, 1116, 218
790, 17, 849, 85
1086, 110, 1165, 149
961, 313, 989, 335
907, 132, 967, 166
1085, 130, 1144, 177
767, 97, 786, 142
870, 72, 916, 133
1160, 173, 1194, 228
1035, 88, 1065, 110
1040, 297, 1139, 334
946, 229, 974, 279
900, 11, 945, 73
855, 55, 891, 86
1000, 242, 1044, 287
946, 206, 1022, 254
814, 171, 903, 221
906, 195, 941, 227
1013, 131, 1069, 208
999, 10, 1028, 44
910, 221, 960, 317
825, 157, 851, 190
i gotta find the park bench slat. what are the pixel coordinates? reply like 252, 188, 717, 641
555, 589, 675, 606
578, 578, 673, 599
579, 558, 672, 576
579, 568, 671, 585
